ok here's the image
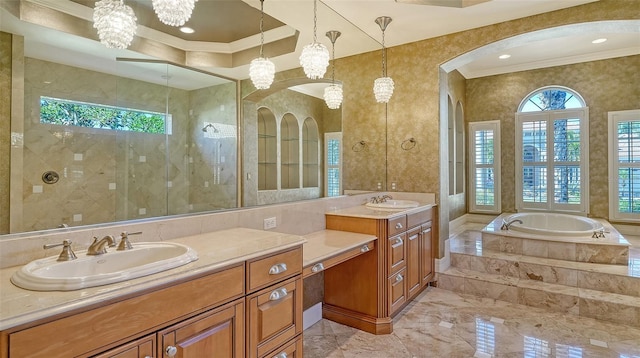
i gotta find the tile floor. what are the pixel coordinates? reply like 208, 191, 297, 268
303, 227, 640, 357
303, 287, 640, 357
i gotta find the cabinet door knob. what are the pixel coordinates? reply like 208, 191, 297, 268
396, 274, 404, 283
269, 287, 289, 301
311, 262, 324, 273
273, 353, 288, 358
395, 223, 403, 230
392, 238, 403, 248
269, 263, 288, 275
165, 345, 178, 357
360, 244, 370, 253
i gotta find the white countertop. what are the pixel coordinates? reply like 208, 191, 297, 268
302, 230, 377, 267
325, 203, 436, 219
0, 228, 306, 331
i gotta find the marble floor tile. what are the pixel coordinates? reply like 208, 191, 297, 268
303, 287, 640, 357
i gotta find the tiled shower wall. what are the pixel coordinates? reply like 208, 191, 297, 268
15, 56, 237, 232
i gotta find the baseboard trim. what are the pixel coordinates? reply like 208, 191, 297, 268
303, 302, 323, 331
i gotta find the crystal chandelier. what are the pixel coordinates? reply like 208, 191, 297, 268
152, 0, 198, 27
373, 16, 394, 103
93, 0, 137, 49
299, 0, 329, 79
323, 30, 342, 109
250, 0, 275, 90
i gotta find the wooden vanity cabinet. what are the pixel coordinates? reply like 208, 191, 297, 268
324, 206, 437, 334
2, 245, 305, 358
246, 247, 303, 358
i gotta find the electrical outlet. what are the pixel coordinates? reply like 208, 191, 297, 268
263, 217, 277, 230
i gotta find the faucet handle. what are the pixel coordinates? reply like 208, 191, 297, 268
44, 239, 77, 261
117, 231, 142, 251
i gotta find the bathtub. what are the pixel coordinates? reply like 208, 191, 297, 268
503, 212, 605, 237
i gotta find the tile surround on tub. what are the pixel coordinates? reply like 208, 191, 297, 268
0, 192, 436, 269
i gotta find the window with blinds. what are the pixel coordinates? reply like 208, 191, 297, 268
469, 121, 501, 213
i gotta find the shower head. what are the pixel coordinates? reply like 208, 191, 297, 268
202, 123, 218, 133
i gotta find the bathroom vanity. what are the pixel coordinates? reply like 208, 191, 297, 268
321, 204, 437, 334
0, 228, 305, 358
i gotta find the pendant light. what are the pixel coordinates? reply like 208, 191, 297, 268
299, 0, 330, 79
93, 0, 137, 49
249, 0, 275, 90
373, 16, 394, 103
152, 0, 198, 27
323, 30, 342, 109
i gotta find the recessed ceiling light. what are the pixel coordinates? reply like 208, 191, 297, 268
180, 27, 195, 34
592, 38, 607, 44
498, 54, 511, 60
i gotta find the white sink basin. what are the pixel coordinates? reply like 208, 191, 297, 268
365, 200, 420, 211
11, 242, 198, 291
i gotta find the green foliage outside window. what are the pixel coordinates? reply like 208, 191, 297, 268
40, 96, 165, 134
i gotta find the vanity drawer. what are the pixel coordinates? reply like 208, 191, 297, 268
302, 240, 375, 278
388, 267, 407, 315
407, 207, 432, 229
247, 276, 303, 358
261, 334, 303, 358
387, 233, 406, 275
387, 215, 407, 236
247, 247, 302, 293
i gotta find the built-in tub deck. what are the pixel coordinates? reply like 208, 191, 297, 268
482, 213, 630, 265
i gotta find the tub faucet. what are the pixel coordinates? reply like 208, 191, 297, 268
87, 235, 116, 255
500, 219, 523, 230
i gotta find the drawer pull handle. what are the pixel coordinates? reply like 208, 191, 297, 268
423, 227, 432, 234
165, 345, 177, 357
269, 263, 288, 275
392, 238, 403, 248
269, 287, 288, 301
409, 234, 418, 241
360, 244, 370, 253
395, 223, 403, 230
273, 353, 288, 358
396, 274, 404, 283
312, 262, 325, 273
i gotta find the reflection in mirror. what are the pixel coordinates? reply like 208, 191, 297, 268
4, 53, 237, 234
243, 80, 342, 207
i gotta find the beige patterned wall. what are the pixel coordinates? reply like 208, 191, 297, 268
0, 33, 11, 233
337, 0, 638, 203
466, 55, 640, 219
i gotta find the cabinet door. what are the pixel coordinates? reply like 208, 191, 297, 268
159, 299, 244, 358
387, 233, 406, 275
420, 223, 434, 286
247, 277, 303, 358
388, 267, 407, 315
93, 334, 155, 358
406, 227, 421, 299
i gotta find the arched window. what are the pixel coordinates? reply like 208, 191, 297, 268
515, 86, 589, 214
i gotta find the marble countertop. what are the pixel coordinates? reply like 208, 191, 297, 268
302, 230, 377, 267
0, 228, 306, 331
325, 203, 435, 219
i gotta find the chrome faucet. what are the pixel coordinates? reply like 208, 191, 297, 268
370, 195, 393, 204
500, 219, 523, 230
87, 235, 116, 255
380, 195, 393, 202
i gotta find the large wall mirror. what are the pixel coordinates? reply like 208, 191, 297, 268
0, 0, 376, 235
